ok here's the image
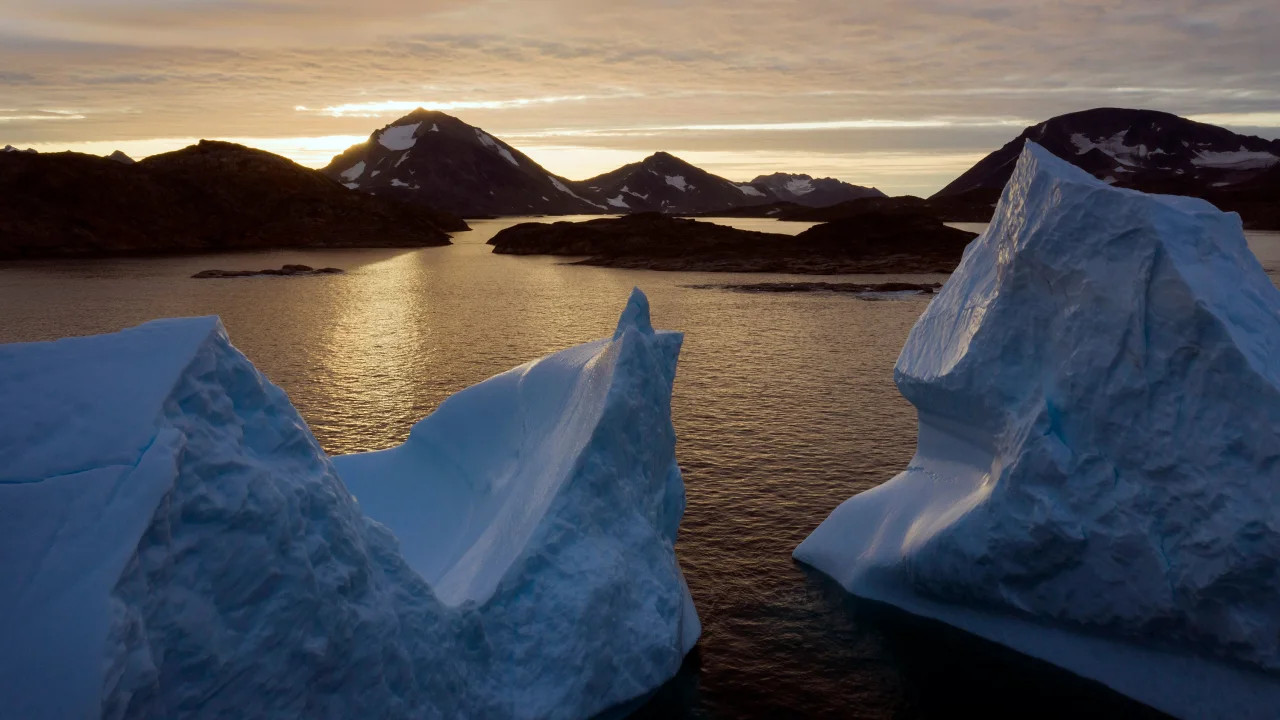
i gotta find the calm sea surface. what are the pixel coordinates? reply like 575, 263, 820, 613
2, 219, 1277, 719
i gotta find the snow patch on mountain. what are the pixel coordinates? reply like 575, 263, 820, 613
1192, 147, 1280, 170
475, 129, 519, 168
607, 195, 629, 209
665, 175, 689, 191
549, 175, 605, 209
1069, 131, 1149, 165
378, 122, 421, 151
736, 184, 764, 197
784, 177, 814, 195
338, 160, 366, 182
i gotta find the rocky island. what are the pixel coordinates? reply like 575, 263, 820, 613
191, 264, 344, 278
487, 212, 977, 274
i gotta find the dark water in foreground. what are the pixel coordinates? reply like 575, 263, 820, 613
2, 219, 1276, 718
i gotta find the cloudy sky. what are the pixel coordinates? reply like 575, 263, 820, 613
2, 0, 1277, 194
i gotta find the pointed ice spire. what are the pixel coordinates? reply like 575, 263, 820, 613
614, 287, 654, 339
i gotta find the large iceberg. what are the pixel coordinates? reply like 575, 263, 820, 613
0, 289, 697, 719
795, 142, 1280, 719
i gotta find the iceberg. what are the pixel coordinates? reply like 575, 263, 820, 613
0, 289, 698, 719
795, 142, 1280, 719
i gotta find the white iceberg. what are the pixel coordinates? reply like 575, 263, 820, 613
0, 289, 697, 719
795, 142, 1280, 719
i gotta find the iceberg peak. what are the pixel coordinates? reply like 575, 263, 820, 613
614, 286, 654, 339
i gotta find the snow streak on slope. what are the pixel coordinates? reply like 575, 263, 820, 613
475, 129, 520, 167
796, 142, 1280, 720
0, 289, 698, 720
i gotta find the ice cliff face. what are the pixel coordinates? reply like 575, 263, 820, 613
334, 287, 699, 709
796, 142, 1280, 719
0, 289, 697, 719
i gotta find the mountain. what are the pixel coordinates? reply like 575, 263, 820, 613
571, 151, 772, 215
748, 172, 885, 206
934, 108, 1280, 200
322, 110, 603, 217
107, 150, 135, 165
0, 140, 462, 258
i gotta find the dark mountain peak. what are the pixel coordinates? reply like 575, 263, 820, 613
637, 151, 699, 172
141, 140, 313, 176
753, 171, 813, 183
748, 171, 886, 207
934, 107, 1280, 199
574, 150, 770, 214
107, 150, 135, 165
322, 112, 603, 217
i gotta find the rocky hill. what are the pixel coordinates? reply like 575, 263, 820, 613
0, 141, 462, 258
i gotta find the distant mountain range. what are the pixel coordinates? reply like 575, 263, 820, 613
324, 107, 1277, 227
322, 111, 884, 217
748, 172, 885, 206
0, 141, 463, 258
2, 106, 1276, 260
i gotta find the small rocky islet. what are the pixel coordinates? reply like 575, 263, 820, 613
191, 264, 344, 278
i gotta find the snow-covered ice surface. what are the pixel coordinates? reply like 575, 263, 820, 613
0, 290, 698, 720
378, 122, 421, 151
795, 142, 1280, 720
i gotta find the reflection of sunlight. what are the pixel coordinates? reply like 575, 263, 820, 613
318, 251, 432, 451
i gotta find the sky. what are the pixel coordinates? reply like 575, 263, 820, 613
1, 0, 1278, 195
